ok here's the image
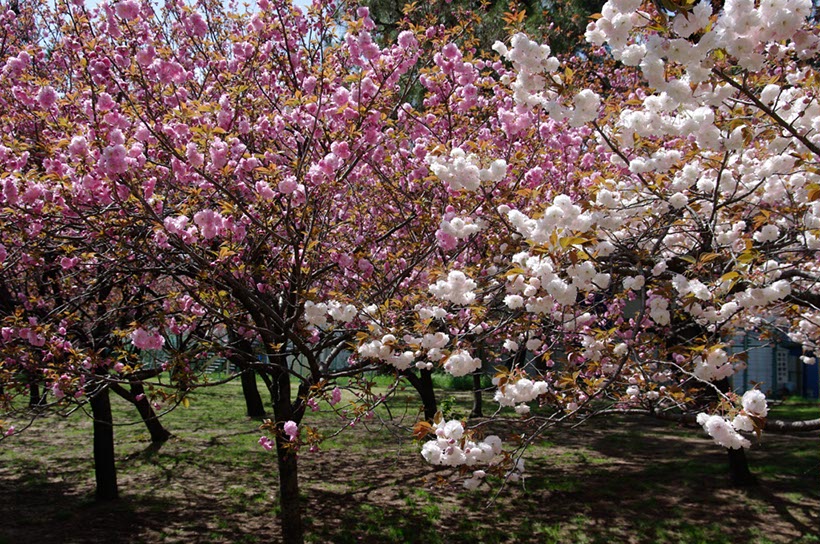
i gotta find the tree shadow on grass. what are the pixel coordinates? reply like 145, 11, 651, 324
0, 468, 172, 544
1, 414, 815, 544
0, 463, 272, 544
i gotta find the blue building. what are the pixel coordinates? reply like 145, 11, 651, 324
730, 333, 819, 399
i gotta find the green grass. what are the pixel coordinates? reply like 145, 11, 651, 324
1, 376, 817, 543
768, 398, 820, 421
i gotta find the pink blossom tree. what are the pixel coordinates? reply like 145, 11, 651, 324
3, 0, 820, 542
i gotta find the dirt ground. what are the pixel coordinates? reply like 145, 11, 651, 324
0, 404, 817, 544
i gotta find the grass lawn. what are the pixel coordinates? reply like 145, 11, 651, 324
0, 375, 817, 543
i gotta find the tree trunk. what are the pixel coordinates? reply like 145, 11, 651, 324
109, 381, 171, 444
716, 377, 756, 487
89, 385, 118, 501
276, 433, 303, 544
131, 382, 171, 443
404, 368, 437, 421
28, 380, 40, 407
268, 358, 304, 544
470, 370, 483, 418
727, 447, 757, 486
241, 369, 266, 418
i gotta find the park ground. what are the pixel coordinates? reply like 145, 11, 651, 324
0, 376, 817, 544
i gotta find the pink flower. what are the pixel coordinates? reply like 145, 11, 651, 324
397, 30, 418, 49
186, 142, 204, 168
4, 426, 14, 437
188, 12, 208, 37
193, 209, 224, 240
256, 181, 275, 200
259, 436, 274, 451
283, 421, 298, 441
130, 328, 165, 350
68, 136, 88, 158
101, 144, 128, 175
115, 0, 140, 21
210, 139, 229, 169
37, 86, 57, 109
307, 398, 319, 412
330, 387, 342, 406
278, 176, 298, 194
52, 383, 65, 400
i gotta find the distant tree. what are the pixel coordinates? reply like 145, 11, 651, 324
362, 0, 606, 54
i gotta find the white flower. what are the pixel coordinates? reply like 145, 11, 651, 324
753, 224, 780, 244
732, 414, 754, 432
494, 377, 549, 407
525, 338, 543, 351
569, 89, 601, 126
669, 192, 689, 209
696, 413, 750, 449
515, 404, 531, 415
303, 300, 329, 327
429, 270, 477, 306
444, 349, 482, 377
741, 389, 768, 417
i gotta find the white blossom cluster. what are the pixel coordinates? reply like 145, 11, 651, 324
493, 376, 549, 414
303, 299, 358, 328
492, 33, 560, 108
357, 333, 415, 370
421, 419, 503, 467
439, 215, 482, 240
692, 347, 735, 382
357, 328, 478, 375
696, 413, 751, 449
503, 195, 595, 245
696, 389, 769, 449
429, 270, 478, 306
493, 34, 600, 125
402, 331, 450, 369
586, 0, 819, 153
443, 349, 482, 377
668, 272, 791, 328
505, 250, 610, 312
427, 147, 507, 191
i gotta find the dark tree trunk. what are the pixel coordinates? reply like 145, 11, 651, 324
110, 381, 171, 444
241, 369, 266, 418
276, 433, 303, 544
28, 380, 40, 407
404, 368, 437, 421
716, 377, 756, 487
131, 382, 171, 443
259, 371, 277, 409
227, 337, 266, 418
727, 447, 757, 486
470, 370, 483, 418
268, 357, 304, 544
89, 385, 118, 501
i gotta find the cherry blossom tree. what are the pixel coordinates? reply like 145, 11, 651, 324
389, 0, 820, 488
3, 0, 820, 541
2, 0, 456, 540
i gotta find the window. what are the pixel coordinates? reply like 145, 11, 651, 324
776, 349, 788, 384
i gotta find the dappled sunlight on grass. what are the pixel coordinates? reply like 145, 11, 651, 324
0, 378, 817, 543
